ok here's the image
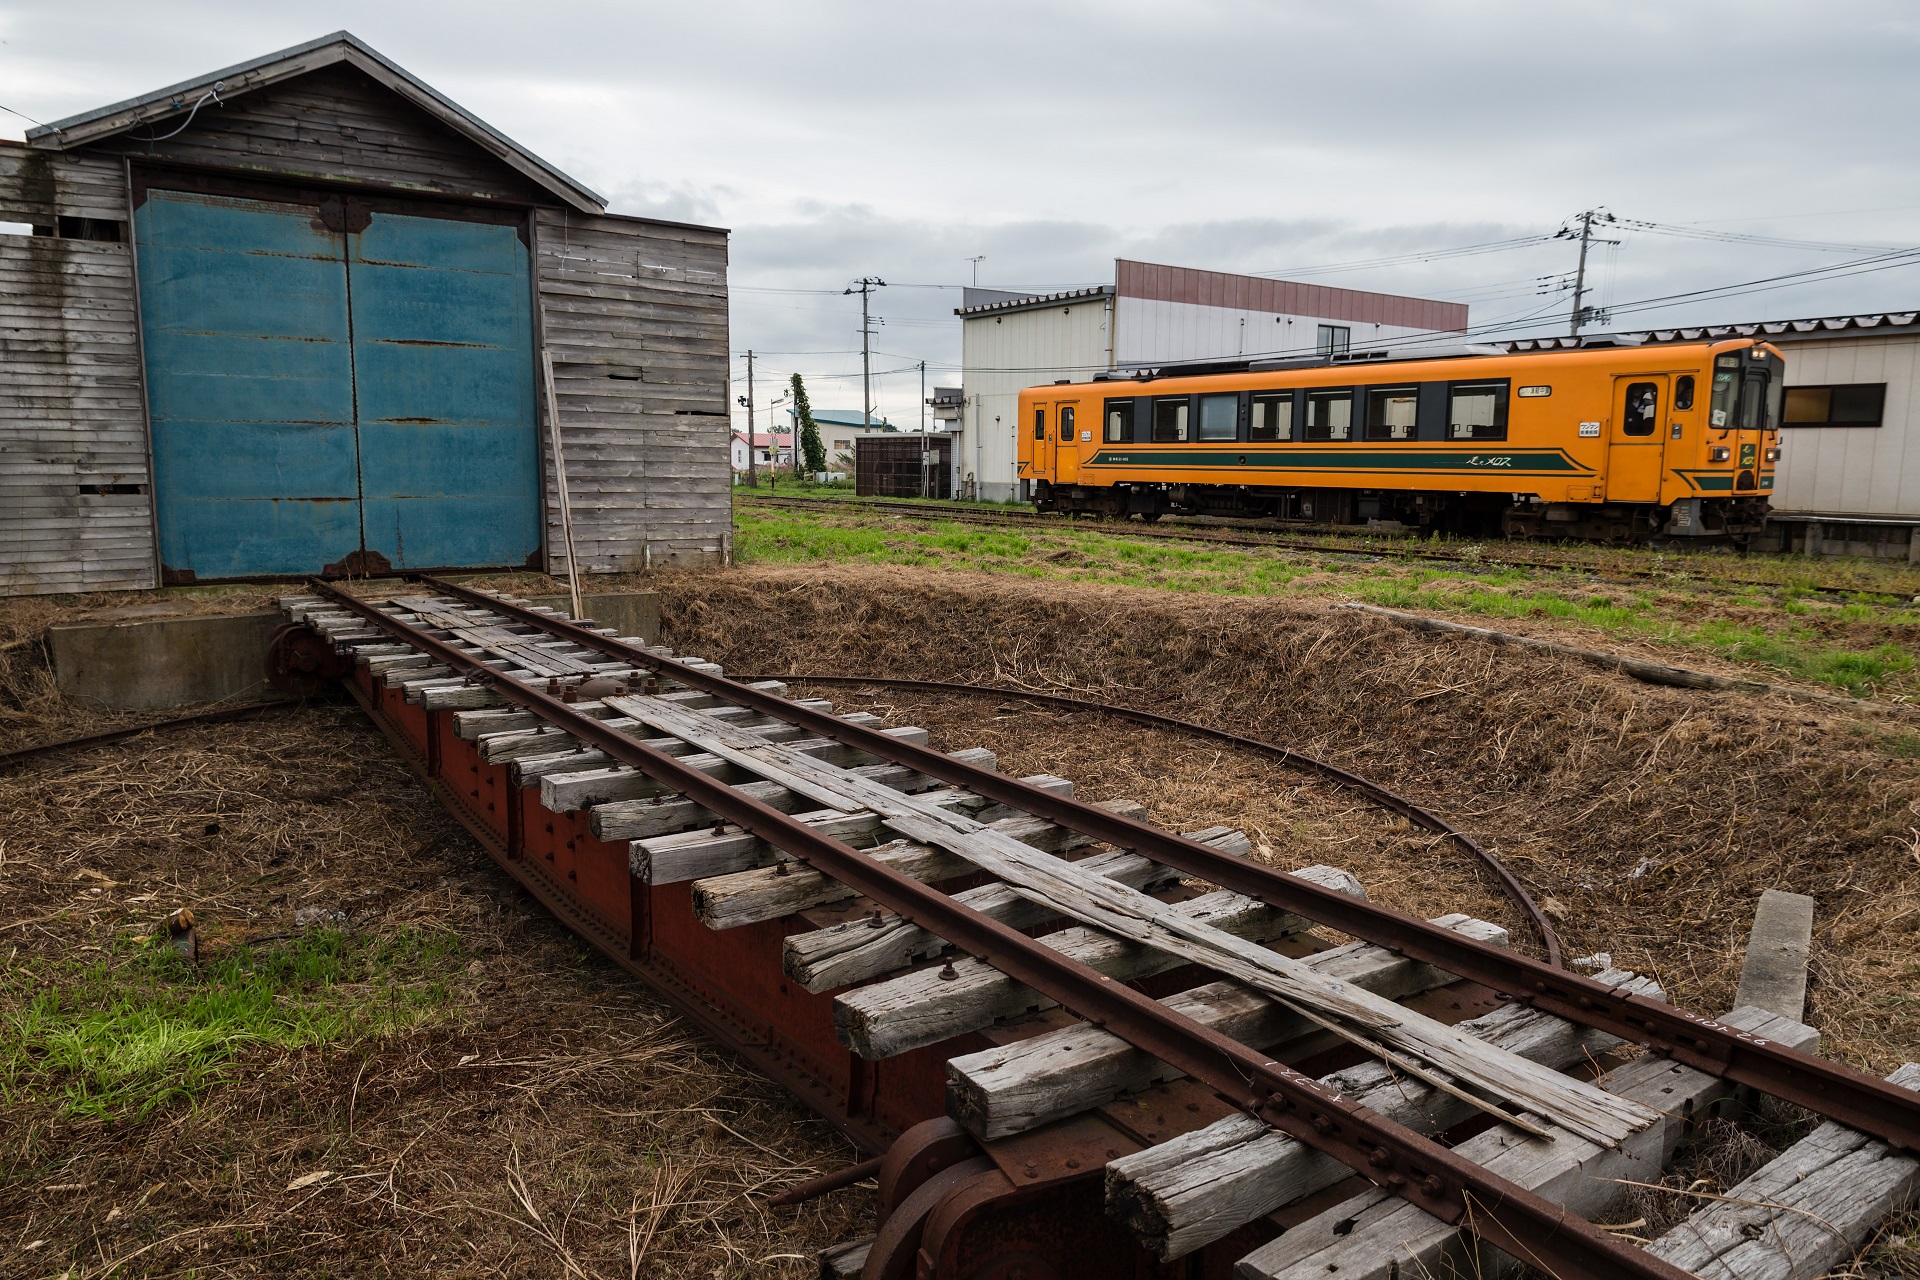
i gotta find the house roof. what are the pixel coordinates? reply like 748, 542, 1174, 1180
26, 30, 607, 213
732, 432, 791, 446
1507, 309, 1920, 351
810, 410, 896, 428
956, 285, 1114, 318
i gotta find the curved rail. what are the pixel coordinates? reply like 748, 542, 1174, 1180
0, 701, 300, 771
727, 671, 1563, 967
740, 493, 1901, 599
408, 573, 1920, 1160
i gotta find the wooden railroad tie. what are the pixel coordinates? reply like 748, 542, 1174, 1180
278, 589, 1920, 1280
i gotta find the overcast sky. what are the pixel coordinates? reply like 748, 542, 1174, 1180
5, 0, 1919, 433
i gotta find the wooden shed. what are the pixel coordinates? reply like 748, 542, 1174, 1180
855, 433, 954, 499
0, 31, 730, 594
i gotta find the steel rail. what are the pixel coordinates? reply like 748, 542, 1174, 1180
0, 701, 301, 771
312, 576, 1687, 1280
411, 573, 1920, 1156
740, 493, 1901, 599
721, 671, 1562, 967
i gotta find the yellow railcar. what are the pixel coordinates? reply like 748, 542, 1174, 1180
1016, 338, 1783, 541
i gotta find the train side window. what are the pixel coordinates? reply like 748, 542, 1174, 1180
1060, 405, 1076, 441
1448, 383, 1508, 441
1365, 386, 1419, 440
1197, 394, 1238, 441
1033, 408, 1046, 441
1250, 390, 1292, 441
1675, 375, 1695, 410
1624, 382, 1659, 436
1304, 390, 1352, 441
1104, 399, 1135, 442
1152, 398, 1190, 442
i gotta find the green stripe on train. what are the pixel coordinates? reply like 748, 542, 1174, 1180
1674, 470, 1735, 492
1083, 448, 1591, 474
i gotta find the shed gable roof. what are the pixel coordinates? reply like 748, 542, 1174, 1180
27, 30, 606, 213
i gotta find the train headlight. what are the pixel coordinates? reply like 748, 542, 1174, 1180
1764, 447, 1781, 462
1709, 446, 1732, 462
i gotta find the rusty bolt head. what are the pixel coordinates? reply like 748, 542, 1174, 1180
938, 961, 958, 981
1367, 1146, 1391, 1169
546, 677, 562, 696
773, 860, 789, 876
562, 684, 579, 704
1310, 1115, 1334, 1136
866, 910, 885, 929
1421, 1174, 1445, 1198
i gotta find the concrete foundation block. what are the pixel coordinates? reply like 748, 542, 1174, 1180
50, 611, 283, 711
528, 592, 661, 643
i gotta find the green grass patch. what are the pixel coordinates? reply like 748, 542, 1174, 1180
1, 928, 466, 1121
729, 507, 1920, 696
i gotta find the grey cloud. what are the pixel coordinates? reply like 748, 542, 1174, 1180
3, 0, 1918, 435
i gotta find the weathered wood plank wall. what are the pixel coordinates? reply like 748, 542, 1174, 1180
0, 146, 156, 594
536, 209, 731, 570
88, 63, 548, 205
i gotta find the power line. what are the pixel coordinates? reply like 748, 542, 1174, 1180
1250, 233, 1558, 280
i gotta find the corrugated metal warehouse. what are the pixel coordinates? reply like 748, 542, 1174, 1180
0, 31, 731, 596
954, 260, 1468, 501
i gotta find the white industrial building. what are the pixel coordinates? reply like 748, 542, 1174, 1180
950, 259, 1469, 501
1517, 311, 1920, 558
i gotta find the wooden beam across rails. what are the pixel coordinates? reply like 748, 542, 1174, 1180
405, 574, 1920, 1160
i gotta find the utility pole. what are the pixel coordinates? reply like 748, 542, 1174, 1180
1558, 208, 1619, 337
967, 255, 985, 286
844, 277, 885, 428
919, 359, 930, 498
739, 351, 757, 488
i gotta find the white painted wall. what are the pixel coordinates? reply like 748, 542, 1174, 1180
1114, 297, 1459, 365
959, 298, 1111, 502
1771, 333, 1920, 517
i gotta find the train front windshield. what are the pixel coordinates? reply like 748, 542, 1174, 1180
1710, 349, 1784, 432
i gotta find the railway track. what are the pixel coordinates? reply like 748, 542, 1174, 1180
740, 493, 1906, 599
279, 578, 1920, 1279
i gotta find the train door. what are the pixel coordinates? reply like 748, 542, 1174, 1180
1607, 376, 1668, 503
1053, 401, 1082, 484
1733, 360, 1774, 492
1028, 404, 1049, 482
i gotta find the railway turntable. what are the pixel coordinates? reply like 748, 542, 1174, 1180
274, 581, 1920, 1279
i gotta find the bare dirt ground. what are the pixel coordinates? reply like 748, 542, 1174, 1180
1, 707, 870, 1279
5, 561, 1920, 1276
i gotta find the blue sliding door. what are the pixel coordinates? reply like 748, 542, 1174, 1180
349, 210, 540, 571
138, 190, 361, 577
135, 186, 540, 579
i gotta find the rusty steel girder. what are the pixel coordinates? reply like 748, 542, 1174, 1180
409, 573, 1920, 1162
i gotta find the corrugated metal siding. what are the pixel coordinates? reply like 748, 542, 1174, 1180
1771, 334, 1920, 518
959, 300, 1110, 500
1114, 298, 1454, 366
0, 148, 156, 595
534, 209, 731, 570
1116, 259, 1468, 332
